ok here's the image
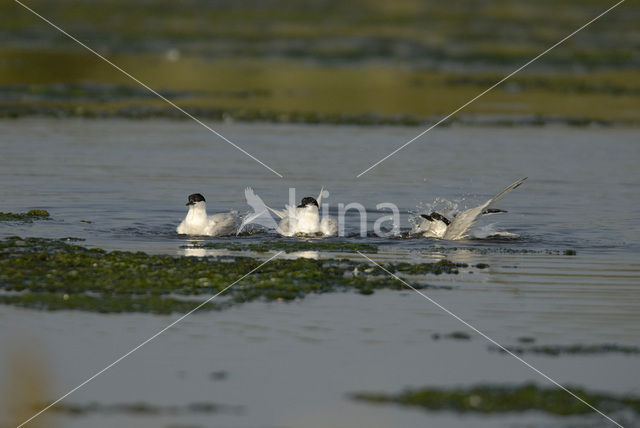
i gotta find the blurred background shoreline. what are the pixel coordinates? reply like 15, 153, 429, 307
1, 0, 638, 126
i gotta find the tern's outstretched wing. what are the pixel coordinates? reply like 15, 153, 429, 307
244, 187, 264, 211
444, 177, 527, 240
236, 209, 269, 235
237, 187, 279, 235
486, 177, 527, 207
266, 205, 288, 219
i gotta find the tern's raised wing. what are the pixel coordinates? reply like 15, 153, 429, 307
237, 187, 279, 235
245, 187, 265, 211
266, 205, 288, 219
486, 177, 527, 207
443, 177, 527, 240
316, 187, 325, 207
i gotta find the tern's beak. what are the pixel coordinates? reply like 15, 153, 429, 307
186, 201, 194, 206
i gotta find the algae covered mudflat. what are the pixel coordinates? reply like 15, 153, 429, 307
0, 210, 50, 222
350, 383, 640, 416
0, 237, 470, 313
1, 53, 638, 126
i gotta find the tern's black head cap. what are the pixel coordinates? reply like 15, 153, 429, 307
297, 196, 319, 208
420, 212, 451, 225
186, 193, 206, 206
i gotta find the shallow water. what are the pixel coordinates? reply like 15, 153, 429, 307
2, 119, 639, 251
1, 118, 639, 427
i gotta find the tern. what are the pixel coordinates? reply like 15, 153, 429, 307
176, 193, 239, 236
413, 177, 527, 240
267, 188, 338, 237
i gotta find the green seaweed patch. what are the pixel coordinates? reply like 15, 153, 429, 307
564, 249, 577, 256
0, 210, 50, 222
48, 401, 242, 416
388, 260, 468, 275
489, 343, 640, 357
183, 240, 378, 254
0, 237, 454, 313
350, 382, 640, 416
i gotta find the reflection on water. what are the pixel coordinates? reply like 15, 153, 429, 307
282, 250, 319, 260
182, 247, 225, 258
183, 247, 206, 257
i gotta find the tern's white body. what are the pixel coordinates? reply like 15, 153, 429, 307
275, 205, 338, 237
413, 177, 527, 240
414, 217, 448, 238
268, 188, 338, 237
177, 201, 238, 236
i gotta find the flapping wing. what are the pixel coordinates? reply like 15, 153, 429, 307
237, 187, 279, 235
486, 177, 527, 209
245, 187, 267, 211
444, 178, 526, 240
443, 205, 484, 240
267, 205, 288, 219
237, 209, 271, 235
316, 187, 325, 207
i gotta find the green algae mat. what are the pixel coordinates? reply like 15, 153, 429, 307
0, 210, 50, 222
351, 382, 640, 416
0, 237, 467, 314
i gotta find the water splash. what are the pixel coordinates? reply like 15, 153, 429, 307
471, 223, 520, 239
409, 198, 461, 233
